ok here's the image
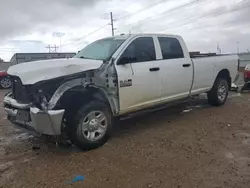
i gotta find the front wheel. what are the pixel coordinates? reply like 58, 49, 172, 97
68, 100, 113, 150
207, 77, 229, 106
0, 76, 12, 89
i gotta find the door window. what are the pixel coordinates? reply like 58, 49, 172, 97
158, 37, 184, 60
120, 37, 156, 63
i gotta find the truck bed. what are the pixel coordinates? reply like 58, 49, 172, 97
190, 54, 239, 95
189, 51, 230, 58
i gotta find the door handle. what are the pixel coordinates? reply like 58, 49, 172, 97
183, 64, 191, 67
149, 67, 160, 72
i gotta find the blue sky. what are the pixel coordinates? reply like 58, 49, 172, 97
0, 0, 249, 61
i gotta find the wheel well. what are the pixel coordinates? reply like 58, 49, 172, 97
216, 69, 231, 88
56, 86, 111, 123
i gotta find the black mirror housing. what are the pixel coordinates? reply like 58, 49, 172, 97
117, 57, 129, 65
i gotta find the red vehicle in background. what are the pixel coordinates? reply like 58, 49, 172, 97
244, 64, 250, 83
0, 70, 12, 89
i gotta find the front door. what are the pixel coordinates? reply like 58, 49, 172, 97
115, 36, 161, 114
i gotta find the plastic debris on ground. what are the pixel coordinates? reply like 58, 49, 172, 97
65, 175, 85, 184
182, 109, 192, 113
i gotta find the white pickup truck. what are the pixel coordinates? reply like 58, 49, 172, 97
4, 34, 238, 150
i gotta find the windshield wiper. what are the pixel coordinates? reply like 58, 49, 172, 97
79, 56, 95, 60
78, 56, 102, 61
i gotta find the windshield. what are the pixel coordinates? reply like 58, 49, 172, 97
74, 38, 125, 61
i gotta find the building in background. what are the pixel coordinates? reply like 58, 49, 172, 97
0, 58, 11, 70
10, 52, 76, 65
0, 62, 11, 71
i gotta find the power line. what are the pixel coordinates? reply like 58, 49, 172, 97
72, 24, 109, 42
121, 0, 248, 34
185, 19, 250, 34
59, 0, 210, 46
64, 12, 117, 46
159, 0, 250, 32
62, 24, 109, 46
116, 0, 169, 21
119, 0, 212, 30
121, 0, 204, 28
65, 0, 197, 41
74, 12, 116, 41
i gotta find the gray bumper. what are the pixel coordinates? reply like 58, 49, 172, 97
3, 93, 65, 136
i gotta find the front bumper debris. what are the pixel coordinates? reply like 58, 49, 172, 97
3, 93, 65, 136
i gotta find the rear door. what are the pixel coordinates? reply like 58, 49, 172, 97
157, 37, 193, 102
115, 36, 162, 114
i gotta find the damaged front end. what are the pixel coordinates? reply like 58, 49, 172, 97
4, 76, 65, 136
3, 60, 119, 136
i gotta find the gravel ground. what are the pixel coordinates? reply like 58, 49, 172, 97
0, 90, 250, 188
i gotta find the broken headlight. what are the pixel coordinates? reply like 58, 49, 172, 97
28, 79, 62, 110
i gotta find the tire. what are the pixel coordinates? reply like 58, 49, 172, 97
0, 76, 12, 89
207, 77, 229, 106
68, 100, 113, 150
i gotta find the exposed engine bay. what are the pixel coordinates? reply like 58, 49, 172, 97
10, 60, 120, 116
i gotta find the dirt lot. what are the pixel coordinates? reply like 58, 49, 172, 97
0, 89, 250, 188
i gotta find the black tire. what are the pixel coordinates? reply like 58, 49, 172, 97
68, 100, 113, 150
0, 76, 12, 89
207, 77, 229, 106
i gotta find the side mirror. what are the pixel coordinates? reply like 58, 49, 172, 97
117, 57, 129, 65
117, 57, 135, 65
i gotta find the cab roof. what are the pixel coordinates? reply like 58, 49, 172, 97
105, 33, 181, 40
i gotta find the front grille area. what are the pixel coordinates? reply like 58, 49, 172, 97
11, 76, 30, 103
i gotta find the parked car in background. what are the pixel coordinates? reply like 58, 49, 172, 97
244, 64, 250, 83
0, 70, 12, 89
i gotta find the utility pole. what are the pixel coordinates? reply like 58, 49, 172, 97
237, 42, 240, 54
217, 42, 221, 54
110, 12, 115, 36
53, 32, 64, 52
46, 44, 59, 53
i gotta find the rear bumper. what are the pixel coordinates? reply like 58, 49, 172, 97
4, 93, 65, 136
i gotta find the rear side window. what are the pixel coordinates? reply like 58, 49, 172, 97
120, 37, 156, 63
158, 37, 184, 60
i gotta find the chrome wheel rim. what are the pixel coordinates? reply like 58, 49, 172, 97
218, 82, 227, 101
1, 78, 11, 88
80, 111, 108, 142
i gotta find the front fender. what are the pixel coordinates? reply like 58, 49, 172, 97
48, 78, 118, 116
48, 78, 85, 109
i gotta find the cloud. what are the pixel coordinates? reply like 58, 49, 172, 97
0, 0, 106, 42
116, 0, 250, 53
0, 0, 250, 61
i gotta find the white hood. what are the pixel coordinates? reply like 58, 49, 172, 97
7, 58, 103, 85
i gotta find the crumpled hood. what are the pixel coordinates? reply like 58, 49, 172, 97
7, 58, 103, 85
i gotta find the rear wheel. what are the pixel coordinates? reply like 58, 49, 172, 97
68, 100, 113, 150
207, 77, 229, 106
0, 76, 12, 89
